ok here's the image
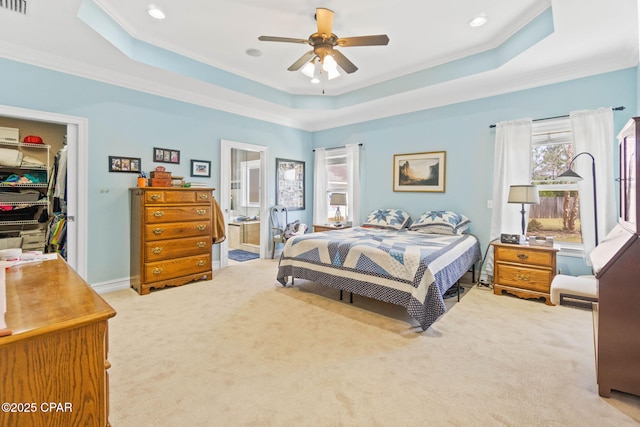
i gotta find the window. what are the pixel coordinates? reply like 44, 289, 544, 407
324, 148, 349, 221
529, 119, 583, 248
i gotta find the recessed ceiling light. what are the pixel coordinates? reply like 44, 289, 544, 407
245, 48, 262, 57
147, 4, 166, 20
469, 14, 488, 27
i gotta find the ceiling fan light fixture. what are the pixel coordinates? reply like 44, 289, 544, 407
327, 67, 340, 80
469, 14, 488, 27
147, 4, 166, 20
301, 61, 315, 78
322, 54, 338, 72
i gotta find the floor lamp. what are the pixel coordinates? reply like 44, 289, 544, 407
508, 185, 540, 237
558, 152, 598, 246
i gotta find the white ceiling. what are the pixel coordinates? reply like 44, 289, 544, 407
0, 0, 637, 131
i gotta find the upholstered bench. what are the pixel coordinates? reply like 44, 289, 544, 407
550, 274, 598, 309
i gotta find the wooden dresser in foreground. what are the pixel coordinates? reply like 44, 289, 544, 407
0, 255, 116, 426
491, 242, 558, 305
130, 187, 216, 295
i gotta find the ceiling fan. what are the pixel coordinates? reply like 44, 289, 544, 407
258, 7, 389, 75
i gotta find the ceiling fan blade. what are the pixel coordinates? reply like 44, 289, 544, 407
287, 50, 316, 71
258, 36, 309, 44
337, 35, 390, 47
316, 8, 334, 36
332, 50, 358, 74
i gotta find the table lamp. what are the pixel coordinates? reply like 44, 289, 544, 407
508, 185, 539, 237
329, 193, 347, 224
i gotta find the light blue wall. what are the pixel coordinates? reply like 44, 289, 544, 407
312, 68, 637, 276
0, 59, 313, 284
0, 58, 636, 282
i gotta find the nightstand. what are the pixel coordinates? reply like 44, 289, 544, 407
313, 224, 351, 233
491, 242, 558, 305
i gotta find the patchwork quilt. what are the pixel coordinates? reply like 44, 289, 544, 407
277, 226, 481, 330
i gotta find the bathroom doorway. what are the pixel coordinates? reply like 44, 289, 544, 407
219, 140, 269, 267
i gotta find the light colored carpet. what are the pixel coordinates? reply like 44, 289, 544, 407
103, 259, 640, 426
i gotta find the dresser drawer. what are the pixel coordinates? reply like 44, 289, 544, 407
145, 205, 211, 223
144, 236, 212, 261
144, 221, 211, 241
495, 264, 553, 293
144, 254, 211, 283
494, 246, 552, 267
144, 190, 212, 204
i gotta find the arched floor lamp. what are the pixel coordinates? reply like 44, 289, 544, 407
557, 152, 598, 246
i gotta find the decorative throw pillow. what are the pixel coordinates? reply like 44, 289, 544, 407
362, 209, 412, 230
409, 211, 470, 235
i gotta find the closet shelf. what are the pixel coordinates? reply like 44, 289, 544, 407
0, 141, 51, 149
0, 220, 40, 226
0, 200, 49, 207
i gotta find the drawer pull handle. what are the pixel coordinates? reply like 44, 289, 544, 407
197, 209, 207, 215
197, 260, 206, 266
153, 228, 164, 235
151, 247, 163, 254
197, 242, 206, 248
197, 225, 206, 231
152, 268, 163, 275
199, 194, 209, 200
516, 274, 530, 281
517, 253, 529, 260
150, 194, 161, 201
153, 211, 164, 217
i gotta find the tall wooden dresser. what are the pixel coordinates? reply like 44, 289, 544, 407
591, 117, 640, 398
130, 187, 216, 295
0, 255, 116, 426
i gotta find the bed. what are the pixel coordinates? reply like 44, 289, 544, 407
276, 209, 482, 330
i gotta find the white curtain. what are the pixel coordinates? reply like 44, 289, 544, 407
345, 143, 361, 225
570, 108, 615, 257
313, 148, 328, 225
483, 118, 533, 281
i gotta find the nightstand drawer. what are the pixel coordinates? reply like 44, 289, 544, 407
494, 246, 552, 267
495, 264, 553, 293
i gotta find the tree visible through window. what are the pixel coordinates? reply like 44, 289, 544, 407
528, 120, 583, 246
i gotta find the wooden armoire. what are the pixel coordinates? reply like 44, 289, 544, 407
591, 116, 640, 398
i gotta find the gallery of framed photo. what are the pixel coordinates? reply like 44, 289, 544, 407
190, 159, 211, 177
276, 158, 305, 211
153, 147, 180, 164
393, 151, 446, 192
109, 156, 141, 173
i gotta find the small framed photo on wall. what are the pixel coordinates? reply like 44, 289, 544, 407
109, 156, 141, 173
190, 159, 211, 177
154, 147, 180, 164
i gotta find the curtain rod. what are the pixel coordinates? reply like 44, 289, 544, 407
313, 143, 363, 152
488, 106, 626, 128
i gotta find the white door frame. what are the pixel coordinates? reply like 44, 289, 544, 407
0, 105, 87, 279
220, 139, 269, 267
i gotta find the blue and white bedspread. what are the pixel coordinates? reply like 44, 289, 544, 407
276, 227, 481, 331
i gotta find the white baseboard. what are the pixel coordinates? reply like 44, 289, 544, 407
92, 277, 130, 294
92, 261, 222, 295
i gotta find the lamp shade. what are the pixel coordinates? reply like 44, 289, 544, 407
507, 185, 539, 204
330, 193, 347, 206
557, 168, 583, 182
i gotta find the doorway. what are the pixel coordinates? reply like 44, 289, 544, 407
219, 139, 269, 267
0, 105, 87, 278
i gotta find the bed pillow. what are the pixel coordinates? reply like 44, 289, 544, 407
409, 211, 470, 235
362, 209, 412, 230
